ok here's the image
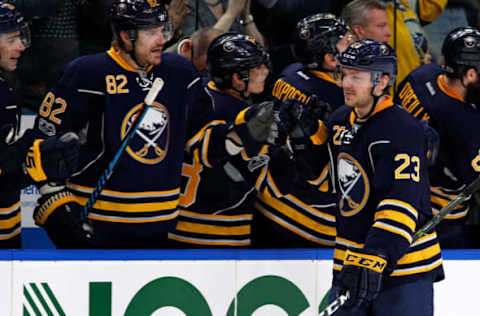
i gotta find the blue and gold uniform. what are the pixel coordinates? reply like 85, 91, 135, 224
395, 63, 475, 241
252, 62, 341, 248
168, 80, 259, 247
0, 78, 23, 247
327, 97, 444, 287
34, 48, 203, 247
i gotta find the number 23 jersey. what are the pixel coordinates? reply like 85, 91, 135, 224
327, 97, 443, 287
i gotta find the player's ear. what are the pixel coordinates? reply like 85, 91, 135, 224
464, 67, 478, 85
119, 30, 132, 49
323, 53, 337, 70
179, 39, 193, 60
373, 74, 389, 96
231, 73, 244, 90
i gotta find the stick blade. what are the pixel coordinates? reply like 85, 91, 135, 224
145, 78, 164, 106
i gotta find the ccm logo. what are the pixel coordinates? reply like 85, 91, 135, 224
345, 253, 386, 272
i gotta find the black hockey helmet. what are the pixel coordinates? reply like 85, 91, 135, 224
0, 2, 30, 48
338, 39, 397, 89
207, 32, 270, 90
110, 0, 172, 42
442, 26, 480, 77
293, 13, 349, 70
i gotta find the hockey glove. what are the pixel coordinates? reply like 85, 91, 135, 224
0, 125, 34, 177
337, 248, 387, 311
278, 95, 331, 151
227, 101, 276, 157
34, 187, 93, 249
24, 132, 80, 183
420, 120, 439, 166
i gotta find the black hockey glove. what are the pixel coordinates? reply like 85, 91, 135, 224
227, 101, 276, 157
420, 120, 439, 166
337, 248, 387, 311
24, 132, 80, 183
34, 187, 94, 249
0, 125, 34, 177
278, 95, 331, 151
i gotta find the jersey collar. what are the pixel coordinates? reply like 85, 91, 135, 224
349, 95, 394, 125
437, 74, 465, 103
107, 46, 154, 73
310, 70, 341, 87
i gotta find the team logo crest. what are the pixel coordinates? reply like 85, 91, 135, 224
146, 0, 160, 7
464, 36, 477, 48
337, 153, 369, 216
223, 40, 235, 52
299, 27, 311, 40
121, 102, 169, 164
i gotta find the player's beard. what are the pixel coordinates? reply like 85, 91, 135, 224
465, 79, 480, 108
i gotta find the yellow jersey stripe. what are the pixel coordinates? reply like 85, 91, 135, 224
373, 221, 413, 244
374, 210, 416, 232
397, 243, 441, 265
179, 209, 252, 221
257, 194, 336, 235
76, 196, 179, 212
175, 221, 251, 235
378, 199, 418, 218
0, 212, 21, 229
168, 233, 250, 246
0, 201, 21, 213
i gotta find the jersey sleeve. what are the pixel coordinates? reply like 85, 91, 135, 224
34, 58, 104, 138
364, 126, 429, 268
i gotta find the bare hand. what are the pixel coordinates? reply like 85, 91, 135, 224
241, 0, 251, 18
168, 0, 189, 31
226, 0, 247, 18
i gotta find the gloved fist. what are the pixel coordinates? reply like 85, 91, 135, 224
34, 188, 93, 248
228, 101, 276, 157
337, 248, 387, 311
24, 132, 80, 183
278, 95, 331, 150
420, 120, 439, 166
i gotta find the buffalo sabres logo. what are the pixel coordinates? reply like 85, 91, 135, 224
299, 27, 311, 40
337, 153, 369, 216
121, 102, 169, 164
223, 40, 235, 52
464, 36, 477, 48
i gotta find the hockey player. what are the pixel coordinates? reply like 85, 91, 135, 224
168, 32, 272, 247
32, 0, 274, 249
284, 39, 443, 314
395, 26, 480, 248
0, 2, 79, 248
253, 14, 354, 248
271, 13, 354, 110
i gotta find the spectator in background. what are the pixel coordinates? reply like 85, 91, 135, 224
165, 26, 221, 75
342, 0, 446, 91
181, 0, 264, 46
425, 0, 479, 62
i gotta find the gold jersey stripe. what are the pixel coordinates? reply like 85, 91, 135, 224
175, 221, 251, 236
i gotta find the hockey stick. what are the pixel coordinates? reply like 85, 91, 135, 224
318, 175, 480, 316
83, 78, 164, 216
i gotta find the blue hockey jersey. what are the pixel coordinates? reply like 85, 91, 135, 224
0, 78, 22, 247
169, 80, 259, 247
34, 47, 204, 246
252, 63, 340, 247
327, 97, 443, 287
395, 63, 476, 222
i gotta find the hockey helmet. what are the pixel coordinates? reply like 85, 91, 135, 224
110, 0, 172, 41
207, 32, 270, 90
0, 2, 30, 48
338, 39, 397, 88
442, 26, 480, 76
293, 13, 349, 69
